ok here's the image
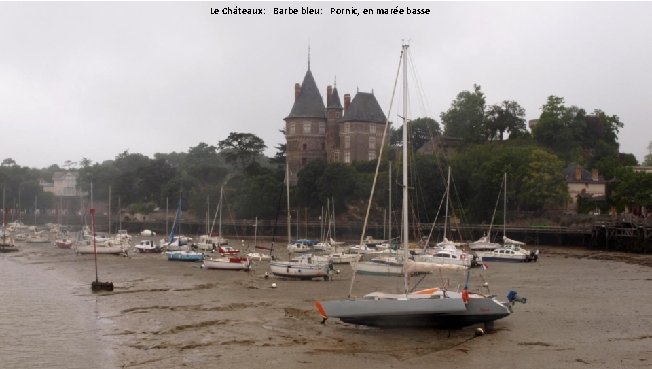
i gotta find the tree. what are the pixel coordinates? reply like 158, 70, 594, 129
519, 149, 569, 211
217, 132, 267, 168
484, 100, 527, 141
1, 158, 16, 166
611, 169, 652, 210
532, 96, 624, 166
441, 84, 486, 142
391, 117, 440, 150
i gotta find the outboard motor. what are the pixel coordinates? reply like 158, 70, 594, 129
507, 290, 527, 305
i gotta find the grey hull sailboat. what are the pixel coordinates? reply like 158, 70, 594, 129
315, 44, 523, 330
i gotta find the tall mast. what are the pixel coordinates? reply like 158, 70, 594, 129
444, 167, 450, 240
219, 186, 224, 238
388, 161, 392, 245
503, 172, 507, 239
401, 43, 409, 294
165, 196, 169, 236
108, 186, 111, 234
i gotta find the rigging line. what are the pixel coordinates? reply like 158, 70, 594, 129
348, 46, 403, 299
487, 178, 504, 241
407, 49, 434, 119
424, 190, 447, 251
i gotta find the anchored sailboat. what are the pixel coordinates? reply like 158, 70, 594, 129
315, 44, 524, 330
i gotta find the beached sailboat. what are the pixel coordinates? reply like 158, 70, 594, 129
164, 197, 203, 262
0, 188, 17, 252
270, 163, 331, 280
315, 44, 523, 330
247, 217, 272, 261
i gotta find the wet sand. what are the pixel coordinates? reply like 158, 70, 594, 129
4, 239, 652, 369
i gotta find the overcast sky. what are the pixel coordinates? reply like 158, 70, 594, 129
1, 1, 651, 168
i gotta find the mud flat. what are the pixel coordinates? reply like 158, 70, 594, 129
3, 241, 651, 369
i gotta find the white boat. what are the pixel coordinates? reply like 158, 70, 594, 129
316, 44, 523, 330
1, 192, 17, 251
468, 235, 501, 251
287, 241, 312, 253
140, 229, 156, 236
202, 256, 251, 271
247, 252, 272, 261
269, 163, 332, 281
475, 246, 533, 263
270, 257, 331, 280
413, 248, 474, 268
246, 217, 271, 261
134, 239, 161, 253
500, 172, 538, 260
355, 256, 405, 276
328, 252, 361, 264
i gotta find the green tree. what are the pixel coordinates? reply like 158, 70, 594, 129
391, 117, 440, 150
441, 84, 486, 142
519, 148, 569, 211
611, 169, 652, 210
218, 132, 267, 168
484, 100, 527, 141
1, 158, 16, 166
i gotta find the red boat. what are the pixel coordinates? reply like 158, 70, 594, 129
55, 239, 73, 249
218, 245, 239, 255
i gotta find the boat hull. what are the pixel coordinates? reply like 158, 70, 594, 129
203, 257, 251, 270
75, 245, 125, 255
165, 251, 204, 262
317, 294, 511, 329
269, 261, 330, 280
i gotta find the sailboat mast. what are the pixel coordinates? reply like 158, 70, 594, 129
503, 172, 507, 239
388, 161, 392, 245
108, 186, 111, 234
401, 43, 409, 294
219, 186, 224, 238
444, 167, 450, 240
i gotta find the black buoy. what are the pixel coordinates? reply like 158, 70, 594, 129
91, 280, 114, 292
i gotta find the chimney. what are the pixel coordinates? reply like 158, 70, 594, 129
294, 83, 301, 101
326, 85, 332, 105
344, 93, 351, 113
591, 169, 599, 181
575, 166, 582, 181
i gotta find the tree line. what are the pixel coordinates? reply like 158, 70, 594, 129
1, 86, 650, 225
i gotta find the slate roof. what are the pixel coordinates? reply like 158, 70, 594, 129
339, 92, 386, 123
564, 163, 606, 183
286, 70, 326, 119
327, 86, 342, 109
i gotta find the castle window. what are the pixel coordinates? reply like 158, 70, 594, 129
369, 124, 376, 134
369, 150, 376, 161
369, 136, 376, 149
344, 135, 350, 149
289, 123, 295, 135
319, 122, 325, 134
334, 151, 340, 161
344, 122, 350, 134
344, 151, 351, 163
321, 142, 325, 150
302, 143, 307, 151
303, 122, 311, 134
301, 157, 307, 165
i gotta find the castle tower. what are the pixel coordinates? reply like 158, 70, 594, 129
325, 85, 343, 161
338, 91, 387, 163
284, 68, 327, 185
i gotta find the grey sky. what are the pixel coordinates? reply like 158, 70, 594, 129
1, 1, 650, 168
